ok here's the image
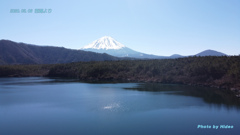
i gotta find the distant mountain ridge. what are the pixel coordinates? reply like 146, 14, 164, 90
0, 40, 120, 65
81, 36, 227, 58
0, 39, 228, 65
195, 49, 226, 56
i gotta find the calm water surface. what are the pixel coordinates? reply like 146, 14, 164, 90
0, 77, 239, 135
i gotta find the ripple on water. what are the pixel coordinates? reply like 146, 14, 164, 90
102, 102, 130, 113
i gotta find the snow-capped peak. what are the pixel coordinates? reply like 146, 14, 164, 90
81, 36, 126, 50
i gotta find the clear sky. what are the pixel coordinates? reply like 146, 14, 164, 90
1, 0, 240, 56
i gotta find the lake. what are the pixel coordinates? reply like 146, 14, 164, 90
0, 77, 239, 135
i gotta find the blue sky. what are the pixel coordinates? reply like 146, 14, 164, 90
0, 0, 239, 56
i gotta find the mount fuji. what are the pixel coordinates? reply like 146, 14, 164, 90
80, 36, 227, 59
80, 36, 165, 59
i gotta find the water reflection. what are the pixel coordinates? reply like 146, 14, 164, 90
1, 77, 240, 110
0, 77, 240, 135
0, 77, 79, 86
124, 83, 240, 109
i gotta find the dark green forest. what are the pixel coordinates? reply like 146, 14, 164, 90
0, 56, 240, 92
0, 64, 51, 77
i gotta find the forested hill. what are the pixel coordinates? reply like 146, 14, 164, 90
47, 56, 240, 90
0, 40, 120, 65
0, 56, 239, 93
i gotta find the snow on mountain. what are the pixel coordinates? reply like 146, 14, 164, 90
80, 36, 165, 59
81, 36, 126, 50
80, 36, 227, 59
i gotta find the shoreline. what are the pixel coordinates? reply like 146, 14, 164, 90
1, 75, 240, 98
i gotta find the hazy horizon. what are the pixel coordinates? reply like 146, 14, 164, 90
0, 38, 233, 56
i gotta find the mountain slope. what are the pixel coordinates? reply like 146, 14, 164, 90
195, 49, 227, 56
169, 54, 184, 58
81, 36, 165, 59
81, 36, 229, 58
0, 40, 120, 65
